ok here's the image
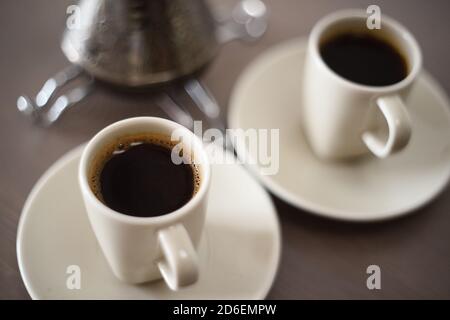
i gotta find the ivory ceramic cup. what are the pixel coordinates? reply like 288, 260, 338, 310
78, 117, 211, 290
302, 10, 422, 160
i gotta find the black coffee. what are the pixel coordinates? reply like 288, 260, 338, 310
320, 32, 408, 86
89, 134, 199, 218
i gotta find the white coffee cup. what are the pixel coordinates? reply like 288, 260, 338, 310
302, 10, 422, 160
78, 117, 211, 290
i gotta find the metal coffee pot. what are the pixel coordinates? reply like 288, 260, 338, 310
18, 0, 268, 126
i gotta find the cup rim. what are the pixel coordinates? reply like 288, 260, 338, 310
78, 117, 211, 226
309, 9, 422, 93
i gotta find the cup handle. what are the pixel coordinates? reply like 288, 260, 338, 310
362, 95, 412, 158
157, 224, 199, 290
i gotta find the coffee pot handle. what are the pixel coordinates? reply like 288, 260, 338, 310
157, 224, 199, 291
362, 95, 412, 158
215, 0, 268, 44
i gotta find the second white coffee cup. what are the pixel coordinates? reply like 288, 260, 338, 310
302, 10, 422, 160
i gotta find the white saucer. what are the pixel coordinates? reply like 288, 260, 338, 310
17, 144, 281, 299
229, 38, 450, 221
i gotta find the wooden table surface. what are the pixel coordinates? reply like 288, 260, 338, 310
1, 0, 449, 299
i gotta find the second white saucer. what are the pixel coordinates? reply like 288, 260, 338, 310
228, 38, 450, 221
